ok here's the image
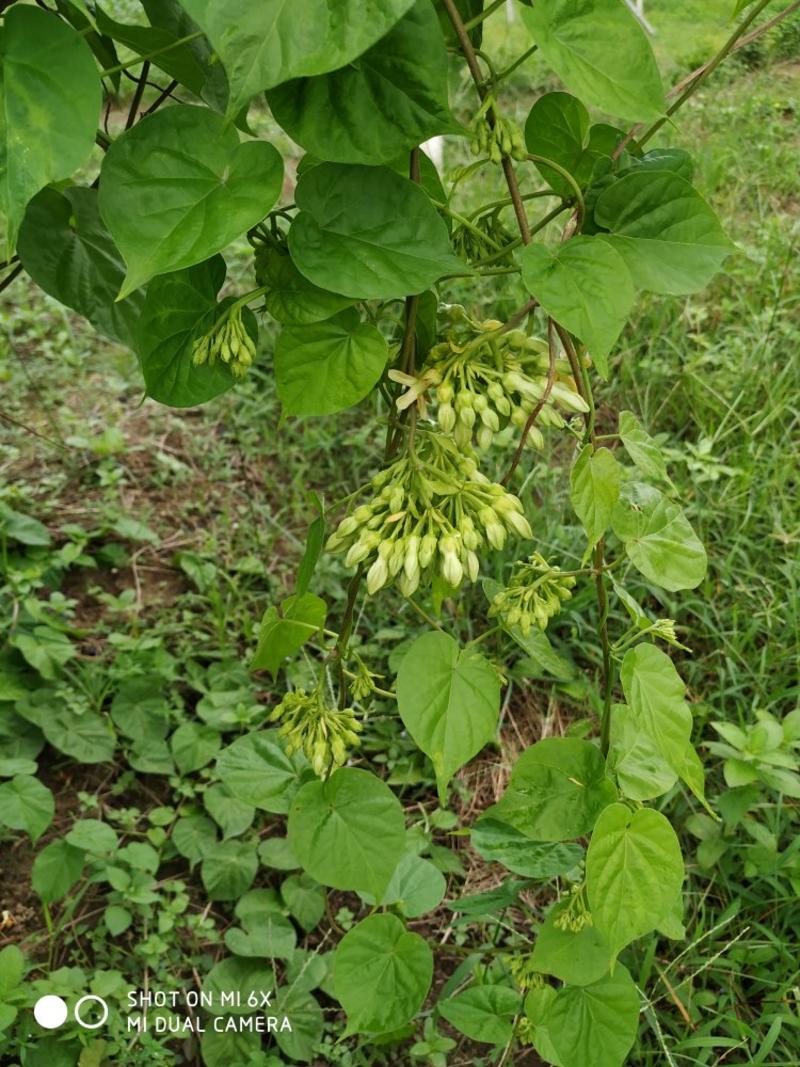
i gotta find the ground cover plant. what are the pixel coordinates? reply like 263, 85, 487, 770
1, 1, 799, 1065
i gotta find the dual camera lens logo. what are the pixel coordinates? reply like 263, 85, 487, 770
33, 994, 109, 1031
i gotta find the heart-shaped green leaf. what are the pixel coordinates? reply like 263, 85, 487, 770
275, 310, 388, 416
289, 163, 463, 300
99, 105, 283, 297
268, 0, 456, 165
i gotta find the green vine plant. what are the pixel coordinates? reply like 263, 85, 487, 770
0, 0, 792, 1064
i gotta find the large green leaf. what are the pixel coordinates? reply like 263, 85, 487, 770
268, 1, 455, 165
570, 445, 621, 547
586, 803, 684, 960
612, 483, 707, 591
470, 818, 583, 878
396, 631, 500, 800
216, 730, 308, 814
525, 91, 623, 198
99, 105, 283, 297
204, 781, 253, 837
596, 171, 732, 295
257, 244, 354, 325
135, 256, 248, 407
288, 163, 462, 300
488, 737, 616, 842
608, 701, 678, 801
0, 6, 100, 251
533, 965, 640, 1067
17, 187, 144, 348
519, 237, 634, 378
275, 310, 388, 416
0, 774, 54, 843
520, 0, 665, 122
334, 913, 432, 1035
530, 900, 611, 987
287, 767, 405, 899
178, 0, 416, 118
620, 642, 705, 802
170, 722, 221, 775
251, 593, 327, 675
439, 985, 520, 1045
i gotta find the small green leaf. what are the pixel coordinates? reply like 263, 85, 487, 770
289, 163, 463, 300
520, 0, 665, 121
268, 0, 456, 165
275, 310, 388, 416
65, 819, 119, 854
0, 6, 100, 251
488, 738, 616, 842
201, 840, 258, 901
0, 774, 54, 842
170, 722, 222, 775
439, 985, 520, 1045
17, 187, 144, 348
618, 410, 674, 488
225, 907, 296, 959
586, 803, 684, 961
251, 593, 327, 676
570, 445, 621, 548
360, 852, 446, 918
334, 913, 433, 1035
32, 840, 85, 904
520, 237, 634, 377
282, 873, 325, 932
288, 767, 405, 899
0, 508, 50, 547
531, 900, 611, 986
596, 171, 732, 295
204, 783, 255, 838
259, 836, 300, 872
471, 818, 583, 879
104, 905, 132, 936
295, 494, 326, 598
612, 483, 707, 591
203, 957, 275, 1016
172, 815, 218, 864
396, 631, 500, 801
215, 730, 307, 814
537, 965, 640, 1067
0, 945, 24, 997
99, 104, 283, 297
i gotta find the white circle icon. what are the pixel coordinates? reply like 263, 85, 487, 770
74, 994, 109, 1030
33, 995, 68, 1029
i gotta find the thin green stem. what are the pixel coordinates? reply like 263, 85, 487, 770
99, 31, 204, 78
463, 0, 505, 31
494, 43, 539, 84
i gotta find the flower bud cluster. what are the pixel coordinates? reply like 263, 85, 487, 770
269, 688, 362, 778
191, 307, 256, 379
452, 212, 516, 265
553, 884, 593, 933
426, 312, 588, 452
326, 431, 532, 597
471, 111, 527, 163
489, 552, 576, 636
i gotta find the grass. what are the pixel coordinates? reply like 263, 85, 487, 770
1, 4, 800, 1066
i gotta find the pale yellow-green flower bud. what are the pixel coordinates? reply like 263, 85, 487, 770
419, 533, 437, 568
505, 510, 533, 540
476, 425, 493, 450
438, 403, 456, 433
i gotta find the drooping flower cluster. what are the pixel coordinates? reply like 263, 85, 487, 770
425, 309, 588, 451
326, 432, 533, 597
191, 306, 256, 379
489, 552, 576, 635
269, 688, 362, 777
470, 107, 527, 163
